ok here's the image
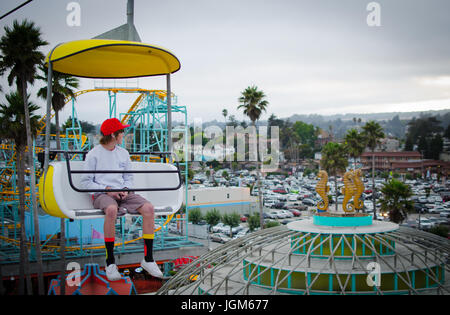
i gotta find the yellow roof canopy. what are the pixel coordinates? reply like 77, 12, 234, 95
45, 39, 180, 79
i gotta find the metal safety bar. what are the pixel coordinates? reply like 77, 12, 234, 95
49, 150, 183, 193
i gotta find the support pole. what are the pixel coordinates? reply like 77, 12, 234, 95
127, 0, 134, 41
43, 61, 53, 172
166, 73, 172, 152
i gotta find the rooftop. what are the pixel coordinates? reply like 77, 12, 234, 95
361, 151, 421, 157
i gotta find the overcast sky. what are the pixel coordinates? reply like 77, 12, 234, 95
1, 0, 450, 125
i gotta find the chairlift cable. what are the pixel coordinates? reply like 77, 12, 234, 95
0, 0, 34, 20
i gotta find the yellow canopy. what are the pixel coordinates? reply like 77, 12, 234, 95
45, 39, 180, 78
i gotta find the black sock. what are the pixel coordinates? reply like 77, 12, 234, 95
144, 236, 154, 262
105, 238, 115, 266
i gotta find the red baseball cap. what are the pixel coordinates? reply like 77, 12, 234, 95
100, 118, 130, 136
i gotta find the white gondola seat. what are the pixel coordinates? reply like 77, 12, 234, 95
39, 161, 184, 220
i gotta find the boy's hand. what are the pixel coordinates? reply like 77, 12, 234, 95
119, 191, 128, 199
105, 186, 121, 200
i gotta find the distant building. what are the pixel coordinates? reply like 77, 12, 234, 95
391, 160, 450, 177
186, 187, 256, 215
315, 130, 332, 146
360, 151, 421, 172
361, 151, 450, 176
440, 152, 450, 162
440, 137, 450, 162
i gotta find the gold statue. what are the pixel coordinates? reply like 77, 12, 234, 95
342, 170, 356, 213
353, 169, 365, 211
315, 170, 329, 211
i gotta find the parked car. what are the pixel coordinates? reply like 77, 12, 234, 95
428, 195, 442, 203
231, 225, 244, 235
400, 220, 418, 229
364, 200, 374, 210
428, 206, 446, 214
302, 198, 315, 206
264, 212, 277, 219
264, 200, 276, 208
273, 202, 286, 209
287, 209, 302, 217
219, 224, 244, 235
269, 211, 286, 219
233, 228, 250, 239
439, 211, 450, 218
279, 210, 294, 218
273, 189, 288, 194
415, 217, 434, 230
210, 233, 231, 243
240, 215, 248, 222
428, 217, 448, 226
290, 204, 308, 211
211, 223, 226, 233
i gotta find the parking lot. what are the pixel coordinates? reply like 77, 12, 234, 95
188, 169, 450, 241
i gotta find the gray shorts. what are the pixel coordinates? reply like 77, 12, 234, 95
93, 192, 150, 216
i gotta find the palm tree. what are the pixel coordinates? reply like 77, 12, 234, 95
0, 92, 41, 295
238, 85, 268, 229
379, 179, 413, 223
222, 108, 228, 126
362, 121, 384, 219
320, 142, 349, 211
0, 19, 48, 295
221, 108, 232, 169
238, 86, 268, 124
344, 128, 366, 169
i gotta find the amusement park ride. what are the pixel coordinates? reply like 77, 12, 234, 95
159, 170, 449, 295
0, 1, 199, 289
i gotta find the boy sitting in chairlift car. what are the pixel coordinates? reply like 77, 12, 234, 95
81, 118, 163, 281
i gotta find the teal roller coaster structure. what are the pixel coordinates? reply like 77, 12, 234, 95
0, 87, 198, 266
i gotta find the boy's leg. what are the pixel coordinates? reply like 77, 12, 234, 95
121, 194, 162, 278
120, 193, 155, 255
137, 202, 155, 262
103, 203, 119, 239
138, 202, 162, 278
93, 194, 119, 266
104, 204, 118, 266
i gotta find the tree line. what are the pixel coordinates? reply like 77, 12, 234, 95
217, 111, 448, 164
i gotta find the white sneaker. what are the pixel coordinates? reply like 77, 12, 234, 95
105, 264, 122, 281
141, 259, 163, 278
